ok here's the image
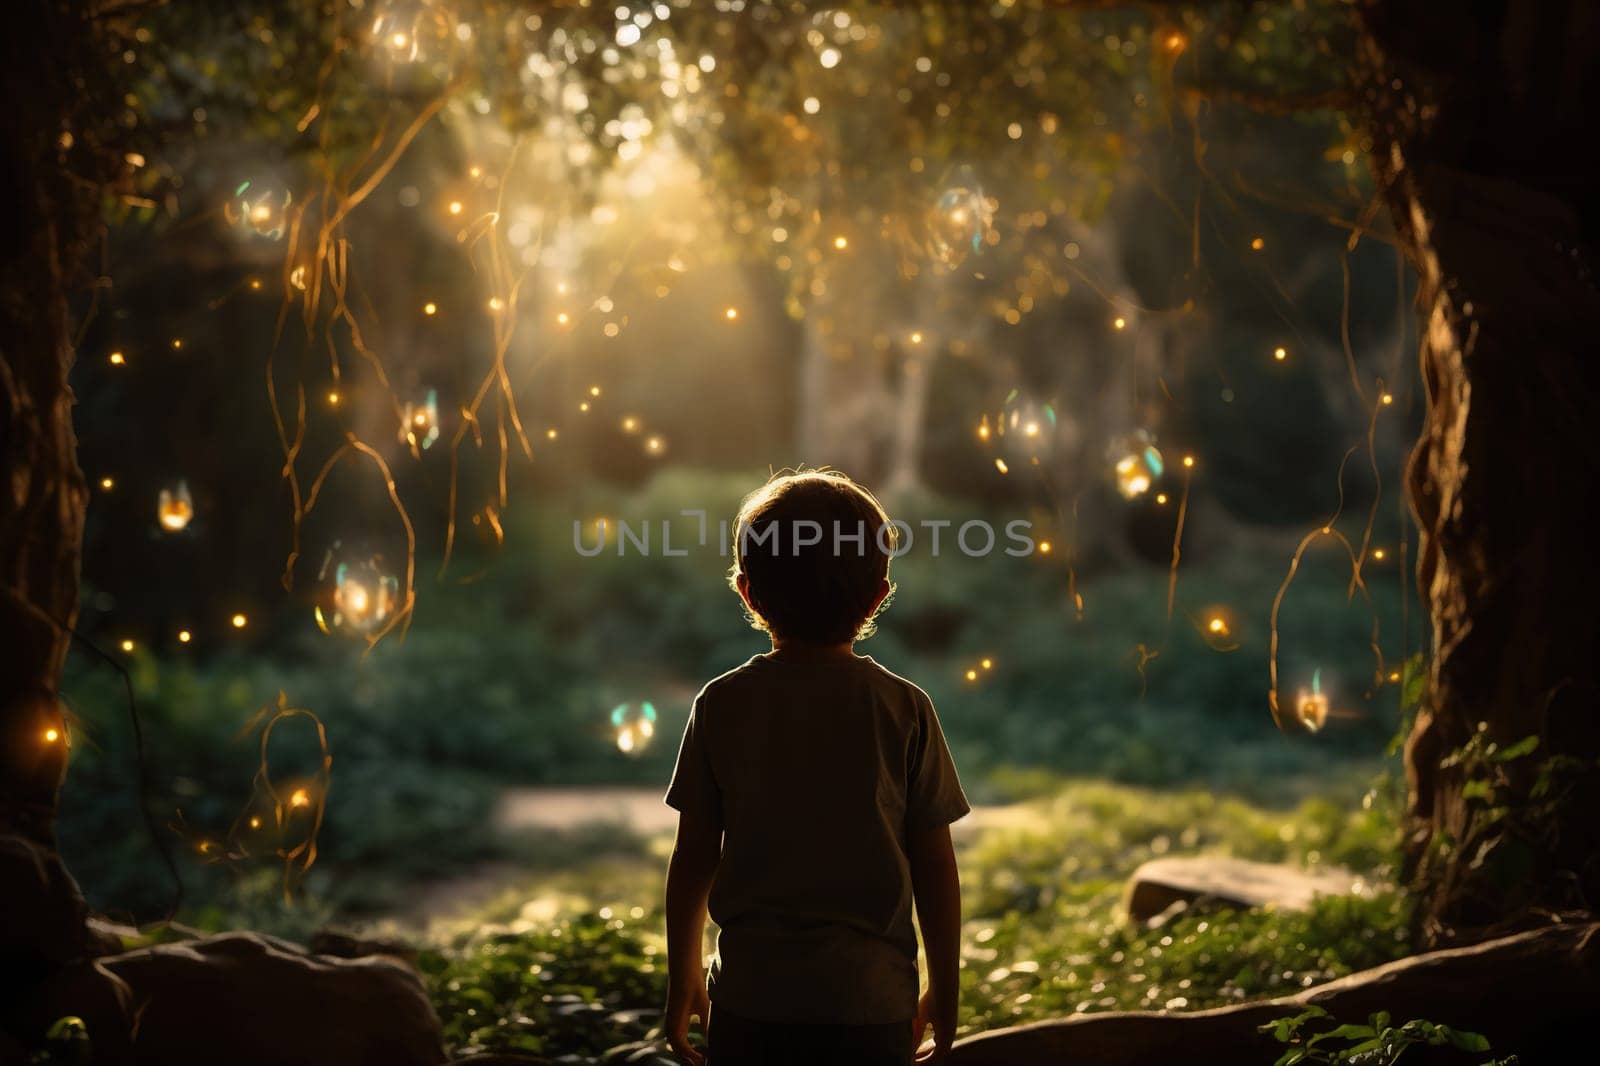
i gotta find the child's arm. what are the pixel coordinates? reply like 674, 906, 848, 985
664, 808, 721, 1066
909, 823, 961, 1062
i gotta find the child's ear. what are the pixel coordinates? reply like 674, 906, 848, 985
736, 572, 755, 611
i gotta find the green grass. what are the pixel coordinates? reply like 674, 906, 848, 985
420, 777, 1407, 1059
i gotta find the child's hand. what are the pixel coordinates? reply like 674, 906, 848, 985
664, 972, 710, 1066
913, 988, 956, 1062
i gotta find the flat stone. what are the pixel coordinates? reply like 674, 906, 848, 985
1125, 856, 1364, 922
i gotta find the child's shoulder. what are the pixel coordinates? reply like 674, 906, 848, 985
697, 653, 933, 710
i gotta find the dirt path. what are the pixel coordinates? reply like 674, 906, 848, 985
403, 787, 1033, 927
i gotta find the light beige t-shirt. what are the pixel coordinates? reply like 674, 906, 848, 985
665, 652, 970, 1025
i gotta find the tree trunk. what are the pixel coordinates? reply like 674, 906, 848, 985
0, 11, 88, 852
1, 1, 130, 1056
1358, 0, 1600, 943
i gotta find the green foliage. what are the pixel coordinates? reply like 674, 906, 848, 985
420, 779, 1404, 1058
28, 1017, 91, 1066
1263, 1006, 1513, 1066
58, 469, 1408, 928
421, 911, 669, 1060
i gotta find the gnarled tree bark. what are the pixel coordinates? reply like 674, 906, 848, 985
1358, 0, 1600, 942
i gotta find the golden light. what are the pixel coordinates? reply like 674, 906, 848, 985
178, 629, 192, 643
1381, 392, 1394, 405
1113, 316, 1127, 330
423, 301, 437, 315
965, 668, 978, 682
1208, 616, 1228, 636
1388, 670, 1401, 683
1183, 455, 1195, 468
724, 307, 739, 321
612, 702, 659, 755
315, 554, 400, 637
249, 816, 262, 829
400, 389, 440, 449
833, 235, 848, 250
589, 385, 601, 397
44, 728, 61, 744
1372, 548, 1387, 561
109, 350, 125, 366
171, 338, 183, 350
579, 401, 591, 412
231, 613, 248, 629
289, 788, 310, 809
977, 416, 991, 441
1296, 688, 1329, 733
1274, 346, 1287, 361
556, 311, 570, 326
980, 658, 993, 670
1250, 237, 1265, 250
1023, 420, 1040, 437
328, 390, 340, 406
621, 416, 640, 433
910, 331, 923, 345
249, 278, 263, 291
645, 435, 666, 455
1164, 31, 1187, 51
1038, 541, 1052, 554
1156, 493, 1168, 505
1112, 434, 1165, 498
157, 480, 194, 532
447, 200, 463, 216
99, 476, 114, 490
994, 458, 1009, 474
120, 639, 135, 653
487, 296, 504, 312
468, 165, 482, 180
546, 428, 558, 440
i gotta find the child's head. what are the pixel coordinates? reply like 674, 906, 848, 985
729, 469, 897, 646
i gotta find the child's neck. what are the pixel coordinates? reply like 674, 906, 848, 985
768, 638, 857, 660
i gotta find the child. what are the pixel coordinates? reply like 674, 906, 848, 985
663, 470, 968, 1066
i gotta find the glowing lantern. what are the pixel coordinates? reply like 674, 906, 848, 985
926, 166, 994, 269
400, 388, 440, 450
314, 552, 400, 637
157, 479, 194, 533
1110, 431, 1164, 499
1295, 670, 1330, 733
611, 701, 658, 755
225, 181, 291, 240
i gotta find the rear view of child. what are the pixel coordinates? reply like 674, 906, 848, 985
663, 470, 968, 1065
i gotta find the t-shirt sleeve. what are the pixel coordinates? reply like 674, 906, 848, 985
906, 693, 970, 830
664, 697, 721, 825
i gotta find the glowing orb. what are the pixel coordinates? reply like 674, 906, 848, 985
1110, 431, 1164, 499
370, 3, 458, 65
997, 390, 1060, 461
315, 552, 400, 637
400, 388, 441, 450
1295, 670, 1330, 733
926, 166, 995, 269
611, 701, 658, 755
225, 181, 291, 240
157, 479, 194, 533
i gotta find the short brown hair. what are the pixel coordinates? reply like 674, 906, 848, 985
729, 470, 897, 644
